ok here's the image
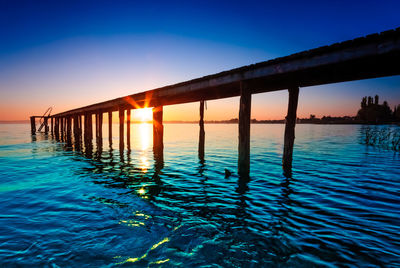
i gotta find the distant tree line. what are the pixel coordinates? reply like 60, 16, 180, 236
357, 95, 400, 123
168, 94, 400, 125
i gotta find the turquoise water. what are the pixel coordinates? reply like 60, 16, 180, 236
0, 123, 399, 267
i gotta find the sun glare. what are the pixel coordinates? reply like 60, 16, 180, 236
135, 108, 153, 122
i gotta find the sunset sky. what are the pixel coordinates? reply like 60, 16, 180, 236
1, 0, 399, 121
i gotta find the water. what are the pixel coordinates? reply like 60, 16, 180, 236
0, 123, 399, 267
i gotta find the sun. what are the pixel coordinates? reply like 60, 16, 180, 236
135, 108, 153, 122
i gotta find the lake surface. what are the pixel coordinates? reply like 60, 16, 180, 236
0, 123, 399, 267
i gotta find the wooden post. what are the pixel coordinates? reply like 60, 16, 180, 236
283, 87, 299, 177
98, 112, 103, 141
30, 117, 36, 135
126, 109, 131, 150
66, 116, 72, 146
64, 117, 68, 141
84, 114, 88, 144
83, 113, 93, 156
78, 114, 82, 136
108, 111, 112, 146
84, 113, 93, 144
51, 117, 54, 135
73, 114, 80, 150
95, 113, 100, 145
54, 117, 59, 140
44, 117, 49, 134
60, 117, 64, 141
153, 106, 164, 158
87, 114, 93, 142
96, 112, 103, 154
79, 114, 83, 147
238, 83, 251, 176
199, 100, 205, 160
119, 108, 124, 153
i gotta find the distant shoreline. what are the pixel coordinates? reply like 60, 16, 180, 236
1, 120, 399, 125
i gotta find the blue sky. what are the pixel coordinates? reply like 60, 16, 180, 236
1, 0, 399, 120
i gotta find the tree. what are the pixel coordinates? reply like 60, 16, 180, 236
357, 95, 393, 123
361, 97, 367, 108
368, 96, 373, 106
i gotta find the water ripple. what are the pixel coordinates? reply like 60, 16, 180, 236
0, 123, 399, 266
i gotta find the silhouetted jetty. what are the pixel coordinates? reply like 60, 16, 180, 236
30, 28, 400, 177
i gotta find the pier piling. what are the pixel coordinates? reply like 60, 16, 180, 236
84, 114, 88, 144
199, 100, 205, 160
51, 117, 54, 135
84, 113, 93, 155
238, 83, 251, 176
153, 106, 164, 159
127, 109, 131, 150
119, 108, 125, 153
95, 113, 99, 143
54, 117, 59, 141
30, 117, 36, 135
66, 116, 72, 146
78, 114, 82, 139
95, 112, 103, 147
98, 112, 103, 142
108, 111, 112, 146
84, 113, 93, 156
283, 87, 299, 177
60, 117, 64, 141
95, 112, 103, 155
73, 114, 80, 150
44, 117, 49, 134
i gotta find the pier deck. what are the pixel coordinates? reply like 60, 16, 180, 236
32, 28, 400, 176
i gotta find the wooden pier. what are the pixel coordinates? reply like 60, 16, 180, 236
30, 28, 400, 176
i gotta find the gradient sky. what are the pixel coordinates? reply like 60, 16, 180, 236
1, 0, 400, 121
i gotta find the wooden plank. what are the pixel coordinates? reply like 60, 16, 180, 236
282, 87, 299, 177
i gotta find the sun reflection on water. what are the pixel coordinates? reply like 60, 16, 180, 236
115, 236, 171, 265
135, 123, 152, 172
138, 123, 151, 151
139, 155, 149, 171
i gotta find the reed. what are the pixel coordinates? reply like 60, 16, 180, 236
362, 126, 400, 151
